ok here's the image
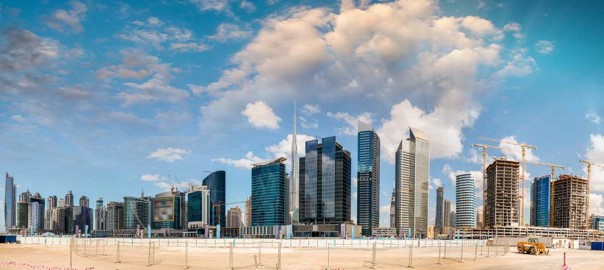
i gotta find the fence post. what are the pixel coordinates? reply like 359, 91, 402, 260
437, 244, 442, 265
69, 237, 73, 270
371, 242, 377, 269
487, 240, 490, 258
480, 240, 483, 256
229, 243, 233, 270
327, 243, 330, 270
474, 242, 478, 261
407, 239, 415, 268
460, 240, 464, 263
258, 244, 263, 266
277, 241, 282, 270
444, 242, 447, 259
147, 241, 152, 266
116, 241, 121, 263
495, 238, 499, 257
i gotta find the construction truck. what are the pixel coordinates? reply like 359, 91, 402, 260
517, 238, 548, 255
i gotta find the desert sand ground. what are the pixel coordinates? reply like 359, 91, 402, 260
0, 240, 602, 270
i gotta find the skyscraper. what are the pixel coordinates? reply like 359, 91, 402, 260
226, 206, 243, 228
299, 136, 352, 225
29, 193, 45, 233
153, 190, 184, 230
357, 121, 380, 236
530, 175, 551, 227
252, 157, 289, 226
106, 201, 124, 231
203, 171, 226, 226
46, 195, 57, 231
395, 127, 429, 238
290, 102, 299, 224
95, 198, 107, 231
187, 186, 211, 227
4, 173, 16, 231
551, 175, 588, 229
456, 173, 475, 228
65, 191, 74, 207
245, 196, 252, 227
124, 196, 152, 230
435, 186, 444, 234
17, 190, 31, 229
389, 187, 396, 228
485, 158, 519, 228
79, 196, 89, 208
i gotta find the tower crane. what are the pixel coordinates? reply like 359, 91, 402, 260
471, 144, 500, 225
580, 160, 604, 229
527, 161, 566, 226
480, 137, 537, 226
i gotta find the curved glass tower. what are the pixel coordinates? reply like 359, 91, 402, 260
203, 171, 226, 226
455, 173, 475, 228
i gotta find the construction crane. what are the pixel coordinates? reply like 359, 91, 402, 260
213, 201, 247, 226
580, 160, 604, 229
471, 144, 500, 225
480, 137, 537, 226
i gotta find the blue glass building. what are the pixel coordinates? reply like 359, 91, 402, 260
530, 175, 551, 227
153, 191, 184, 229
203, 171, 226, 226
251, 157, 288, 226
187, 186, 211, 226
299, 136, 351, 225
357, 126, 380, 236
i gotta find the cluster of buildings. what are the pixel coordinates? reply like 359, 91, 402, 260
3, 108, 604, 239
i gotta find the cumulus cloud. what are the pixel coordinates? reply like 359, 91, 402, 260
443, 164, 483, 192
241, 101, 281, 129
591, 193, 604, 216
212, 151, 264, 170
498, 136, 539, 162
0, 28, 60, 73
141, 174, 162, 181
503, 21, 524, 39
535, 40, 554, 54
327, 111, 373, 136
208, 23, 252, 42
584, 134, 604, 193
239, 0, 256, 12
147, 147, 191, 162
586, 112, 601, 124
120, 17, 208, 52
198, 0, 535, 155
45, 0, 87, 33
302, 104, 321, 115
299, 116, 318, 129
190, 0, 230, 11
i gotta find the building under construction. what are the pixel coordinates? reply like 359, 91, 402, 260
551, 174, 588, 230
485, 158, 519, 228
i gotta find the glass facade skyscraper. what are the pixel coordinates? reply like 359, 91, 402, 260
357, 124, 380, 236
530, 175, 551, 227
4, 173, 16, 231
251, 157, 288, 226
123, 196, 152, 230
395, 127, 429, 238
435, 186, 444, 234
187, 186, 211, 226
203, 171, 226, 226
153, 191, 184, 229
299, 136, 351, 225
455, 173, 475, 228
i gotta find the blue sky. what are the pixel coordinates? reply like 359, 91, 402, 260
2, 0, 604, 231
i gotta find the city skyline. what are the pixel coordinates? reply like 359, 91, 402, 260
2, 0, 604, 232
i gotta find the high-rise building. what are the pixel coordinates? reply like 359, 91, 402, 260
485, 158, 519, 228
450, 211, 457, 227
95, 198, 107, 231
79, 196, 89, 208
107, 202, 124, 231
591, 215, 604, 232
59, 198, 65, 208
124, 196, 152, 230
444, 200, 451, 229
65, 191, 74, 207
72, 206, 93, 234
299, 136, 352, 225
290, 102, 299, 224
227, 206, 243, 228
389, 187, 396, 228
245, 197, 252, 227
29, 193, 45, 233
435, 187, 444, 234
551, 175, 588, 229
153, 190, 184, 229
17, 190, 31, 229
530, 175, 551, 227
203, 171, 226, 226
46, 195, 57, 231
55, 207, 73, 234
456, 174, 475, 228
4, 173, 17, 231
394, 128, 429, 238
477, 210, 484, 229
187, 186, 211, 228
252, 157, 289, 226
357, 122, 380, 236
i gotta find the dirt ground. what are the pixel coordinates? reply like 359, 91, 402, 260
1, 243, 602, 270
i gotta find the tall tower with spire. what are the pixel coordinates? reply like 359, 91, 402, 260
290, 101, 299, 224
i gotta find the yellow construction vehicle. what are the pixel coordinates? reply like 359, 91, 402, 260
517, 238, 548, 255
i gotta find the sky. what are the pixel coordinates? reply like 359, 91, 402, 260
2, 0, 604, 231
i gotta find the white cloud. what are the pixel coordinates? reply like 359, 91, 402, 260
198, 0, 534, 144
212, 151, 264, 170
535, 40, 554, 54
586, 112, 601, 124
302, 104, 321, 115
477, 1, 487, 9
498, 136, 539, 163
239, 0, 255, 12
147, 147, 191, 163
208, 23, 252, 42
433, 178, 443, 188
141, 174, 162, 181
45, 0, 87, 33
140, 174, 191, 191
503, 21, 524, 39
190, 0, 230, 11
379, 204, 391, 227
265, 133, 316, 168
591, 193, 604, 216
496, 48, 536, 77
327, 111, 373, 136
299, 116, 318, 129
465, 148, 482, 164
585, 134, 604, 193
241, 101, 281, 129
119, 17, 208, 52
